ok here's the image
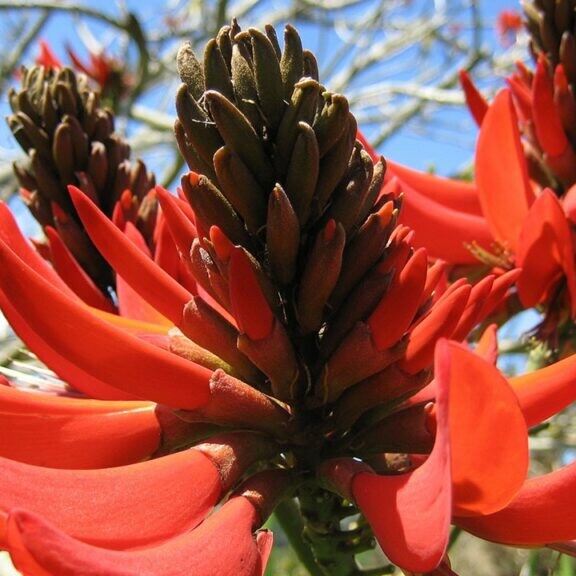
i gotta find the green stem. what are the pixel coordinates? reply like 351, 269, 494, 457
273, 498, 326, 576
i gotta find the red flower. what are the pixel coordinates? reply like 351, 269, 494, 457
2, 22, 575, 575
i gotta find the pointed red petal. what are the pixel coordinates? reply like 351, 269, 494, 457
516, 189, 576, 315
7, 496, 265, 576
438, 340, 528, 516
229, 247, 274, 341
533, 56, 569, 157
116, 222, 172, 326
0, 449, 221, 551
0, 385, 159, 469
368, 248, 428, 350
0, 240, 211, 408
352, 344, 451, 572
459, 69, 489, 127
475, 89, 533, 250
45, 226, 115, 312
0, 292, 138, 401
0, 203, 73, 296
155, 185, 198, 256
387, 159, 482, 215
474, 324, 498, 364
510, 351, 576, 427
456, 461, 576, 545
400, 284, 471, 374
69, 187, 193, 325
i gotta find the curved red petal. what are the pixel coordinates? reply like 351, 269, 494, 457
352, 343, 451, 572
438, 340, 528, 516
387, 159, 482, 215
0, 240, 211, 408
69, 187, 193, 326
7, 496, 265, 576
0, 203, 72, 296
44, 227, 116, 312
0, 385, 159, 469
0, 449, 221, 550
456, 461, 576, 545
398, 181, 493, 264
116, 222, 172, 326
510, 351, 576, 427
0, 292, 138, 401
517, 189, 576, 315
475, 89, 533, 250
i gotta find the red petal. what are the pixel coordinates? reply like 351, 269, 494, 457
456, 461, 576, 545
229, 247, 274, 341
69, 187, 193, 325
368, 248, 428, 350
7, 496, 266, 576
0, 203, 72, 296
475, 89, 533, 250
438, 341, 528, 516
44, 226, 115, 312
0, 240, 211, 408
398, 181, 494, 264
510, 351, 576, 427
0, 292, 138, 401
155, 185, 198, 256
0, 385, 159, 469
399, 284, 470, 374
459, 69, 489, 127
116, 223, 172, 326
0, 449, 221, 550
533, 56, 569, 157
387, 159, 482, 215
516, 189, 576, 315
352, 343, 451, 572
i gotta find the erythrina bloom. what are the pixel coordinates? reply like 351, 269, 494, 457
1, 21, 576, 576
382, 0, 576, 344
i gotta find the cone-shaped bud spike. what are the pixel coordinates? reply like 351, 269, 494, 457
297, 219, 346, 334
266, 184, 300, 285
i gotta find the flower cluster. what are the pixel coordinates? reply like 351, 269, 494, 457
0, 14, 575, 576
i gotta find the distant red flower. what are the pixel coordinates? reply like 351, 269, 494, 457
496, 9, 523, 46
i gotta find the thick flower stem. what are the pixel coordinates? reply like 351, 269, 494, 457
296, 483, 376, 576
273, 498, 326, 576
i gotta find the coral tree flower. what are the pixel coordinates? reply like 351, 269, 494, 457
381, 0, 576, 337
1, 21, 575, 576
